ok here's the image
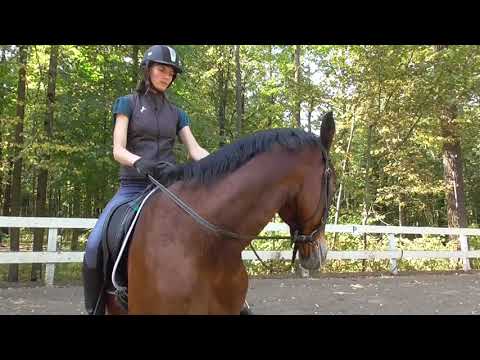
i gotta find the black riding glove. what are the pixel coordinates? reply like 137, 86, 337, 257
133, 158, 158, 178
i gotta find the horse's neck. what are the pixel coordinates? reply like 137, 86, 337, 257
203, 151, 301, 246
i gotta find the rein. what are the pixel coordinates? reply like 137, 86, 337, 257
147, 174, 255, 241
147, 173, 274, 272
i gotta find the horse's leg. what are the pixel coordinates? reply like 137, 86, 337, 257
105, 293, 128, 315
240, 300, 253, 315
213, 263, 250, 315
237, 265, 252, 315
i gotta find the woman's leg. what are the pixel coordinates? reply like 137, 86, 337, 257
82, 183, 148, 315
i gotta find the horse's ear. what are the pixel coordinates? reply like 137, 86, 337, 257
320, 111, 335, 152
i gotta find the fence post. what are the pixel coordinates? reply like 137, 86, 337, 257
459, 234, 471, 272
45, 228, 58, 286
388, 233, 398, 275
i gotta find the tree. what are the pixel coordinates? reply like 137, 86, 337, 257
234, 45, 244, 137
31, 45, 58, 281
293, 45, 302, 127
8, 45, 28, 282
216, 46, 232, 147
131, 45, 140, 91
434, 45, 468, 231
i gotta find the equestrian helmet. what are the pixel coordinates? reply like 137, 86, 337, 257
141, 45, 182, 74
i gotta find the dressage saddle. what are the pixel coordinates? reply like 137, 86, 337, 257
99, 184, 157, 310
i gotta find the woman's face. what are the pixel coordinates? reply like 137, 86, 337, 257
149, 63, 175, 92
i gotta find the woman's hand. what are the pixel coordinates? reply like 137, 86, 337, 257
133, 158, 159, 178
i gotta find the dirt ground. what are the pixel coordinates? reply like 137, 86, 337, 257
1, 272, 479, 315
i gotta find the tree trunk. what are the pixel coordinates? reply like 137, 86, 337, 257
0, 169, 10, 244
0, 46, 11, 241
0, 49, 6, 244
131, 45, 139, 90
71, 183, 81, 251
8, 46, 28, 282
361, 124, 373, 271
32, 173, 37, 216
398, 192, 407, 240
0, 48, 5, 212
434, 46, 468, 248
217, 66, 228, 147
234, 45, 243, 137
294, 45, 302, 128
32, 45, 58, 282
398, 192, 407, 226
2, 166, 12, 216
57, 188, 61, 216
306, 98, 314, 133
333, 112, 356, 247
48, 187, 54, 216
440, 104, 468, 228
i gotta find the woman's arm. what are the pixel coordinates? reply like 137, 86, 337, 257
112, 114, 141, 167
178, 126, 210, 161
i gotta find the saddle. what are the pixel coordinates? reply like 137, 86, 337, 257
99, 184, 158, 311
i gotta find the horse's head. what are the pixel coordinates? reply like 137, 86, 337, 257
278, 111, 336, 270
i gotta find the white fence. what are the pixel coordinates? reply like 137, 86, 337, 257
0, 216, 479, 286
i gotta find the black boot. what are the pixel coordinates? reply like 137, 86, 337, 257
82, 257, 105, 315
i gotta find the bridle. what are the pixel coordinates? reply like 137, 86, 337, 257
290, 146, 333, 265
148, 148, 332, 268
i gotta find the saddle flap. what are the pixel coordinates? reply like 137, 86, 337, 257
100, 185, 156, 289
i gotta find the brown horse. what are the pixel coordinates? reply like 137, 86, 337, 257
105, 112, 336, 314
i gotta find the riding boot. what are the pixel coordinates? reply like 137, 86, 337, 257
82, 259, 106, 315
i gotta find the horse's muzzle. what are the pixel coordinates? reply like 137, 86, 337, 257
300, 242, 328, 270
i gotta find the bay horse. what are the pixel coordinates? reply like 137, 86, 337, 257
105, 111, 336, 314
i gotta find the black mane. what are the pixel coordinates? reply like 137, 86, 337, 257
159, 128, 324, 187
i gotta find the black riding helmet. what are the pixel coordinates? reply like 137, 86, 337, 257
141, 45, 182, 90
141, 45, 183, 75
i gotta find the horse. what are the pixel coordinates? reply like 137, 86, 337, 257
105, 111, 336, 315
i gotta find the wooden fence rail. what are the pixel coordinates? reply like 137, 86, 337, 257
0, 217, 479, 285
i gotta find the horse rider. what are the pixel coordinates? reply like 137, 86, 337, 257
82, 45, 209, 315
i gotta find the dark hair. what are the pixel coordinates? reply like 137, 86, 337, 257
135, 63, 177, 95
135, 65, 152, 94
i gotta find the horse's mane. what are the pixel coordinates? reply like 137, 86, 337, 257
159, 127, 325, 187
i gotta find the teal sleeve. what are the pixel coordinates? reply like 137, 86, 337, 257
112, 96, 133, 126
177, 109, 191, 134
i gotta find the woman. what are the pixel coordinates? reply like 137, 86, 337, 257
82, 45, 209, 315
